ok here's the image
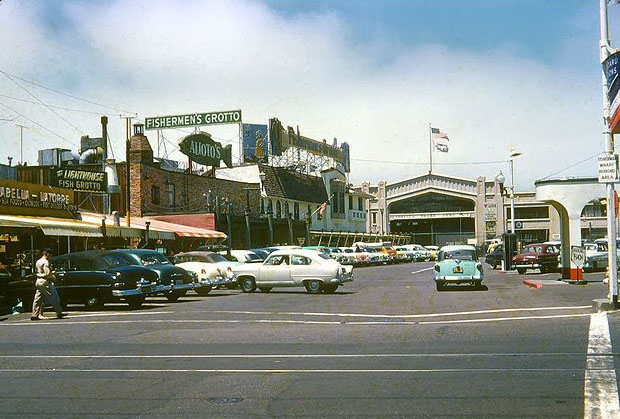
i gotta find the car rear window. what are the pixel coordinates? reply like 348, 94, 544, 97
139, 252, 170, 265
439, 249, 476, 261
101, 254, 132, 268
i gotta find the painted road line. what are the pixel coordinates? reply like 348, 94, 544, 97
208, 305, 592, 319
0, 352, 601, 359
0, 368, 587, 374
63, 311, 173, 319
3, 313, 591, 326
411, 267, 434, 274
584, 312, 620, 419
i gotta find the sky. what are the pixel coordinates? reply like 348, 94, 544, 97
0, 0, 618, 190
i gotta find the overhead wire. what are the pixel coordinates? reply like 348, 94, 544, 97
0, 101, 79, 147
0, 93, 122, 116
0, 69, 138, 115
352, 157, 508, 166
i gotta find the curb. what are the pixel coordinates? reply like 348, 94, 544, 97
523, 279, 543, 289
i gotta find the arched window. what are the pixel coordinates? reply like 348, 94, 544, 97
284, 202, 290, 217
260, 198, 265, 214
294, 202, 299, 220
276, 201, 281, 218
267, 200, 273, 214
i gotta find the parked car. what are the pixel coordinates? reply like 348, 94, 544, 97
249, 248, 272, 259
5, 251, 161, 310
173, 252, 230, 295
110, 249, 196, 301
512, 243, 559, 274
485, 244, 504, 269
234, 249, 354, 294
175, 251, 239, 289
433, 245, 483, 290
405, 244, 431, 261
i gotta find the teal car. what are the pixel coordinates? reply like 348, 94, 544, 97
433, 245, 483, 290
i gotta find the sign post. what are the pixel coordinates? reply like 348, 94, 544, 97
570, 246, 585, 283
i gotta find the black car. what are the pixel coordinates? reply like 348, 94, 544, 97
110, 249, 197, 302
4, 251, 161, 311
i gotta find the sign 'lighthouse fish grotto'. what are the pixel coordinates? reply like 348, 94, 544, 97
144, 110, 242, 130
179, 132, 233, 168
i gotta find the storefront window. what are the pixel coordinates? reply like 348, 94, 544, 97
167, 184, 175, 208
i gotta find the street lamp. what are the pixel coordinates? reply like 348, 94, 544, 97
495, 171, 506, 234
509, 148, 522, 233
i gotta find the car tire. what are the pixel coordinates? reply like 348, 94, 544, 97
323, 284, 338, 294
259, 287, 272, 293
436, 282, 444, 291
84, 295, 104, 311
195, 286, 212, 296
126, 295, 145, 310
164, 291, 181, 302
593, 261, 598, 271
239, 277, 257, 293
304, 280, 323, 294
474, 280, 483, 289
517, 268, 526, 275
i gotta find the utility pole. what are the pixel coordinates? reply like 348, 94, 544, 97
16, 124, 25, 165
599, 0, 619, 306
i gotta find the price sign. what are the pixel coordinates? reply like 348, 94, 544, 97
570, 246, 585, 267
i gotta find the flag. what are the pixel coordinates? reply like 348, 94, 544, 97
317, 202, 327, 220
430, 127, 449, 141
431, 127, 449, 153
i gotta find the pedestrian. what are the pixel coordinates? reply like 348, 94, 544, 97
31, 248, 66, 321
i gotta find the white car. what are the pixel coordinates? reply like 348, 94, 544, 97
234, 249, 354, 294
173, 251, 237, 294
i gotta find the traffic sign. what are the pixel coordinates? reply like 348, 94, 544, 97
598, 153, 619, 183
571, 246, 585, 267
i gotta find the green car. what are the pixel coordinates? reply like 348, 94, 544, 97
433, 245, 483, 291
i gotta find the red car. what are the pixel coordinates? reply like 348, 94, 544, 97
512, 243, 559, 274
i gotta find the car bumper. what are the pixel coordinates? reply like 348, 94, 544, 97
112, 288, 148, 297
513, 263, 541, 269
435, 275, 482, 283
171, 282, 196, 291
330, 274, 354, 284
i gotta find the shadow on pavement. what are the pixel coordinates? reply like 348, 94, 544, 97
438, 285, 489, 292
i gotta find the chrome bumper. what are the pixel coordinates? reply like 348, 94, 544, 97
112, 288, 147, 297
513, 263, 541, 269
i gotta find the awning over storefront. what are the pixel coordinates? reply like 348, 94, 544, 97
0, 215, 103, 237
79, 212, 168, 240
140, 217, 226, 240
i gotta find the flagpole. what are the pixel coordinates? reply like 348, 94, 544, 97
429, 123, 432, 174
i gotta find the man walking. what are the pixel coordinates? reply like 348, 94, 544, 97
31, 248, 66, 321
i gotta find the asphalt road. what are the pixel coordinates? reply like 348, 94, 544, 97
1, 261, 618, 418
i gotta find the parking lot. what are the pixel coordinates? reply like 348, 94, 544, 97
1, 261, 618, 418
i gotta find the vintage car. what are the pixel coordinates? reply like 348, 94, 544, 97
234, 249, 354, 294
342, 247, 370, 266
249, 248, 272, 259
111, 249, 197, 301
433, 245, 483, 290
512, 243, 559, 274
485, 244, 504, 269
173, 252, 230, 295
404, 244, 431, 262
5, 251, 161, 310
177, 251, 239, 289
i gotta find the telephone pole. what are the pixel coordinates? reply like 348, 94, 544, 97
16, 124, 25, 165
121, 115, 134, 227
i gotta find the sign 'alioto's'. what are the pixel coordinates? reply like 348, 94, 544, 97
178, 132, 233, 168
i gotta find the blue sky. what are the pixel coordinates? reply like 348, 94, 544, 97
0, 0, 616, 188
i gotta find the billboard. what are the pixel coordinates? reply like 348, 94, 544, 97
0, 179, 76, 218
51, 168, 107, 193
241, 123, 268, 163
604, 52, 620, 133
268, 118, 348, 164
178, 132, 233, 168
145, 110, 242, 130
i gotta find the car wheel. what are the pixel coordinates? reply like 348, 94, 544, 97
593, 261, 598, 271
84, 295, 104, 311
164, 291, 181, 302
259, 287, 272, 293
517, 268, 526, 275
126, 295, 145, 310
323, 284, 338, 294
474, 280, 483, 289
304, 280, 323, 294
239, 277, 257, 293
195, 286, 212, 296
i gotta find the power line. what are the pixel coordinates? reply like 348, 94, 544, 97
0, 101, 79, 147
0, 69, 137, 115
0, 94, 121, 116
2, 71, 84, 135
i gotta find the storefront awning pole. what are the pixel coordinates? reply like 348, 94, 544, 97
30, 234, 34, 273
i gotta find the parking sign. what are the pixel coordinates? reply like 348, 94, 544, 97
570, 246, 585, 267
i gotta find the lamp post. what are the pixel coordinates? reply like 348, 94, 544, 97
509, 148, 522, 234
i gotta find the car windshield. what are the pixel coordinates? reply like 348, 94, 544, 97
439, 249, 476, 261
209, 254, 229, 263
317, 253, 331, 260
139, 252, 170, 265
100, 254, 132, 269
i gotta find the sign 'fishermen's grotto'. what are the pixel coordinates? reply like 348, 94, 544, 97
179, 132, 233, 168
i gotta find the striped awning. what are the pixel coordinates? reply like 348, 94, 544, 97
40, 224, 102, 238
0, 215, 103, 237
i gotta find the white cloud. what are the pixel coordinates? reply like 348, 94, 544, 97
0, 0, 606, 190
